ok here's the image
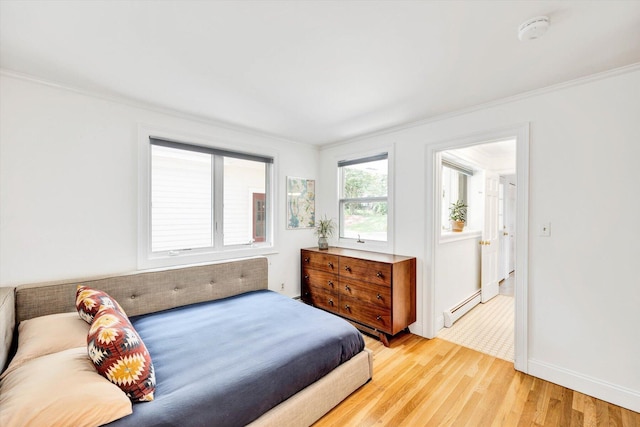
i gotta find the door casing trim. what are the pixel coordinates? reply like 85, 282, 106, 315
423, 123, 529, 373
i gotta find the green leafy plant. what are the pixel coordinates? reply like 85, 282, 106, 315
315, 215, 335, 238
449, 200, 468, 223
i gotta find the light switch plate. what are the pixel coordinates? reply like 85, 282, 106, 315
539, 223, 551, 237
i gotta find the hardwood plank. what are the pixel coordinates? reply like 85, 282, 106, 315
584, 394, 599, 427
518, 378, 545, 426
469, 359, 516, 425
571, 409, 585, 427
496, 373, 536, 426
622, 409, 640, 427
597, 398, 611, 427
561, 387, 575, 426
610, 406, 624, 427
314, 334, 640, 426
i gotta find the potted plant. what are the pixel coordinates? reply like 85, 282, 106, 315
449, 200, 467, 232
315, 216, 335, 250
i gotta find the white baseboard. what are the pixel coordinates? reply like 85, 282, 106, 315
528, 359, 640, 413
443, 292, 481, 328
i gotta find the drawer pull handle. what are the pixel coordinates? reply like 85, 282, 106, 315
376, 271, 383, 278
376, 315, 382, 321
328, 262, 334, 268
344, 266, 351, 272
328, 281, 334, 287
328, 299, 334, 306
304, 275, 309, 280
376, 293, 381, 299
345, 285, 350, 291
344, 304, 351, 310
304, 257, 310, 263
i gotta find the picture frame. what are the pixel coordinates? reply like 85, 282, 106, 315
286, 177, 315, 229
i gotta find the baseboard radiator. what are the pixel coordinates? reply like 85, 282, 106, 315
443, 290, 482, 328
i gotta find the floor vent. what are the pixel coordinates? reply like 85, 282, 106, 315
443, 290, 482, 328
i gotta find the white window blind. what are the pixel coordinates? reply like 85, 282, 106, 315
151, 145, 212, 252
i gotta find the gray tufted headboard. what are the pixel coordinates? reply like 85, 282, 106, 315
1, 256, 268, 372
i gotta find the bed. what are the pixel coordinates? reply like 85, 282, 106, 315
0, 257, 372, 426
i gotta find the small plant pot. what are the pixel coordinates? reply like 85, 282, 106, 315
450, 220, 465, 232
318, 237, 329, 250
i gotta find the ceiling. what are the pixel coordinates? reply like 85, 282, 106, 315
446, 139, 516, 175
1, 1, 639, 145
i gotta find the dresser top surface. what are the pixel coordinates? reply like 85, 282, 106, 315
302, 247, 415, 264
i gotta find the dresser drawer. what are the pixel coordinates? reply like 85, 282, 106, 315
302, 267, 338, 292
340, 277, 391, 309
305, 285, 339, 314
339, 256, 392, 287
301, 250, 339, 274
340, 296, 391, 333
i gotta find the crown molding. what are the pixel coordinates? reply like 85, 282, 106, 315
321, 62, 640, 149
3, 62, 638, 150
0, 68, 312, 148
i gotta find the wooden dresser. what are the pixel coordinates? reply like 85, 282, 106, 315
301, 247, 416, 346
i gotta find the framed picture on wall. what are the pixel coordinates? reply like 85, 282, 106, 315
286, 177, 315, 229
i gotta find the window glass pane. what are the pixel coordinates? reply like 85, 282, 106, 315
151, 145, 212, 252
441, 165, 468, 232
341, 201, 387, 241
339, 156, 388, 242
223, 157, 266, 246
343, 159, 388, 198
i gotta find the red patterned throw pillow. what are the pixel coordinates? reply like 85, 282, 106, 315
76, 285, 126, 324
87, 307, 155, 402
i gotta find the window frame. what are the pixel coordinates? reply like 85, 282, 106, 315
440, 161, 470, 232
438, 154, 482, 243
336, 149, 393, 251
138, 127, 277, 269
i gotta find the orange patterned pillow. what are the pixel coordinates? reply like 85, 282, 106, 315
76, 285, 126, 324
87, 307, 155, 402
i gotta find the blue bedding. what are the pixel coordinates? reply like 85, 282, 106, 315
106, 290, 364, 427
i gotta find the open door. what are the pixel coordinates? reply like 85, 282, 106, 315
481, 171, 500, 302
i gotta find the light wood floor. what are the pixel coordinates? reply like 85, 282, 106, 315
314, 333, 639, 426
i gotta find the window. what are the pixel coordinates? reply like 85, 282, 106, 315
441, 158, 472, 232
147, 137, 273, 261
338, 153, 388, 243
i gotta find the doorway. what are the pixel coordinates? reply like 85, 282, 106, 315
435, 140, 516, 361
424, 124, 529, 373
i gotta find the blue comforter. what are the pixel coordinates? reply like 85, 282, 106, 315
106, 290, 364, 427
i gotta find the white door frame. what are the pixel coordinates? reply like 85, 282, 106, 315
424, 123, 529, 373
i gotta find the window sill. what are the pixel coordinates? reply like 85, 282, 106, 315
138, 246, 278, 270
439, 229, 481, 244
337, 238, 391, 253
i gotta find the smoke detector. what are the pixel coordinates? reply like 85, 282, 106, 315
518, 16, 550, 41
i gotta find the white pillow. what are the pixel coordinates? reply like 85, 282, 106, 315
1, 312, 88, 378
0, 346, 132, 427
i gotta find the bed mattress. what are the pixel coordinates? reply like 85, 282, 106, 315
106, 289, 364, 427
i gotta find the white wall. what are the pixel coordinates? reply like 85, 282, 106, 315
319, 68, 640, 411
0, 74, 319, 297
